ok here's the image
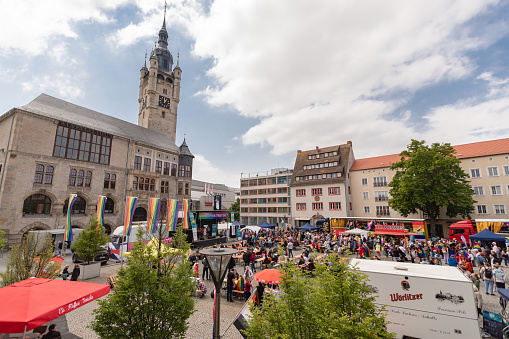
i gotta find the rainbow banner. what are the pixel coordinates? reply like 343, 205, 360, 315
182, 199, 190, 230
65, 194, 77, 242
148, 198, 161, 233
189, 212, 198, 241
97, 195, 107, 230
124, 197, 138, 236
167, 199, 179, 232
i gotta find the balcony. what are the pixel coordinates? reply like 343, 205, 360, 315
374, 196, 389, 202
373, 182, 388, 187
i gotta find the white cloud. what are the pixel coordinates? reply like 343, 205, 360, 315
21, 71, 87, 99
183, 0, 504, 157
0, 0, 128, 55
193, 153, 239, 187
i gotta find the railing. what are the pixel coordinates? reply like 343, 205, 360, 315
374, 196, 389, 202
373, 182, 388, 187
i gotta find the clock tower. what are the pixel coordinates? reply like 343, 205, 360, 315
138, 5, 181, 142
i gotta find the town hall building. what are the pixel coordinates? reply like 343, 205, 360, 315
0, 10, 193, 245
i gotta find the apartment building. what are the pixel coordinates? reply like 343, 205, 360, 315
240, 168, 292, 226
350, 138, 509, 237
289, 143, 355, 227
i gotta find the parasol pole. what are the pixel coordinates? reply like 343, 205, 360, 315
23, 324, 27, 337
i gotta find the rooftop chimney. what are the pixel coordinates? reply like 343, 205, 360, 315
347, 140, 352, 146
316, 146, 319, 152
297, 150, 301, 154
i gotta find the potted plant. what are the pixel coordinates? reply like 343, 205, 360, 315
72, 217, 110, 280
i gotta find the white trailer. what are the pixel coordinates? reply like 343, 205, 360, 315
350, 259, 481, 339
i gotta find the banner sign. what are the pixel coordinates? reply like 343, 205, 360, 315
231, 212, 235, 223
412, 222, 425, 236
199, 212, 228, 220
212, 224, 217, 237
189, 212, 198, 242
237, 229, 242, 240
375, 224, 405, 232
483, 311, 503, 339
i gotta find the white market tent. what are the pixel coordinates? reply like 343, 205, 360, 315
242, 226, 262, 233
344, 228, 369, 236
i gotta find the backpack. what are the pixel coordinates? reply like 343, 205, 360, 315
484, 268, 493, 279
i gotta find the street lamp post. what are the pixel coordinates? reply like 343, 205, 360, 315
200, 247, 238, 339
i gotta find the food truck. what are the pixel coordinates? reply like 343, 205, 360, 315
350, 259, 481, 339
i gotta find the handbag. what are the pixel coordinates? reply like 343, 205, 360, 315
62, 273, 68, 279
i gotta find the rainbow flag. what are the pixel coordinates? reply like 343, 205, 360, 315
437, 243, 444, 251
167, 199, 179, 231
363, 244, 371, 257
474, 244, 482, 250
124, 197, 138, 236
416, 244, 427, 259
148, 198, 160, 233
182, 199, 190, 229
97, 195, 107, 230
65, 194, 77, 242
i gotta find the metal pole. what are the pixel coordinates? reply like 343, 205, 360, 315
214, 281, 221, 339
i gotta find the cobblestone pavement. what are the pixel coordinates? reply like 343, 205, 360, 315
1, 246, 507, 338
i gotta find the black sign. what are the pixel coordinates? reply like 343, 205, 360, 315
483, 311, 503, 339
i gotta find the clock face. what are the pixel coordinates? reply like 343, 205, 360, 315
158, 95, 170, 109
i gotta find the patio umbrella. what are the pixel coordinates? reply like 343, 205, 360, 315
253, 269, 282, 285
0, 277, 110, 334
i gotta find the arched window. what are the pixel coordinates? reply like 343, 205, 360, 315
157, 74, 165, 80
165, 77, 173, 83
144, 178, 150, 191
63, 196, 86, 215
23, 194, 51, 215
133, 207, 147, 222
105, 198, 115, 214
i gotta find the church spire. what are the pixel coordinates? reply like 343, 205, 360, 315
158, 1, 168, 49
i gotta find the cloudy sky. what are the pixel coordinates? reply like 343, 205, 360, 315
1, 0, 509, 187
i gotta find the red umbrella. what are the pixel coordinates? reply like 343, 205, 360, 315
253, 269, 282, 284
0, 278, 110, 334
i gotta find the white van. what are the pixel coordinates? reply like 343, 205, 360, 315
28, 228, 83, 253
350, 259, 481, 339
108, 224, 172, 261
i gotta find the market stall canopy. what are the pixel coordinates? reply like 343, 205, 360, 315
470, 229, 507, 242
345, 228, 369, 236
242, 226, 261, 233
0, 278, 110, 333
233, 221, 245, 227
374, 230, 420, 236
258, 221, 276, 229
296, 223, 320, 231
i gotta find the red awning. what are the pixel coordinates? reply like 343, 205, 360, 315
0, 278, 110, 333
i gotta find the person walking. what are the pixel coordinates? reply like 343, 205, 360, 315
287, 240, 294, 258
480, 262, 495, 295
70, 264, 80, 281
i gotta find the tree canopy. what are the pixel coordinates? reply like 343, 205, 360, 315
244, 254, 393, 339
72, 217, 110, 264
91, 225, 195, 339
228, 198, 240, 222
389, 139, 475, 234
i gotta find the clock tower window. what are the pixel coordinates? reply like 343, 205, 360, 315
162, 112, 165, 118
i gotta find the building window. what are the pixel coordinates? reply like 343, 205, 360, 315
329, 202, 341, 210
185, 183, 189, 195
470, 168, 481, 178
473, 186, 484, 196
361, 178, 368, 186
296, 203, 306, 211
133, 176, 138, 190
376, 206, 390, 216
162, 111, 165, 118
69, 169, 92, 187
156, 160, 162, 174
477, 205, 488, 214
178, 183, 183, 195
362, 192, 369, 200
491, 185, 502, 196
504, 165, 509, 176
487, 167, 499, 177
134, 156, 142, 170
23, 194, 52, 215
296, 189, 306, 197
363, 206, 370, 214
179, 165, 192, 177
105, 198, 115, 214
161, 181, 169, 193
328, 187, 340, 195
312, 202, 323, 210
164, 162, 170, 175
373, 176, 387, 187
494, 205, 506, 215
53, 122, 112, 164
104, 173, 116, 189
63, 196, 86, 215
150, 179, 155, 191
374, 191, 389, 202
311, 188, 322, 196
144, 158, 151, 172
171, 163, 177, 176
34, 164, 54, 184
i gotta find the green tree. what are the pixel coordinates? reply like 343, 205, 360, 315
0, 229, 7, 253
228, 197, 240, 221
245, 254, 393, 339
389, 139, 475, 235
91, 223, 195, 339
72, 217, 110, 264
1, 232, 59, 286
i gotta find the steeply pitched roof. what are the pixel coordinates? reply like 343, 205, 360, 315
350, 138, 509, 171
14, 93, 179, 153
179, 138, 194, 157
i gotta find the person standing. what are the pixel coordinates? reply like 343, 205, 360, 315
287, 240, 294, 258
494, 263, 505, 290
70, 264, 80, 281
226, 269, 235, 302
202, 256, 210, 280
448, 254, 458, 267
480, 262, 495, 295
61, 265, 69, 280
